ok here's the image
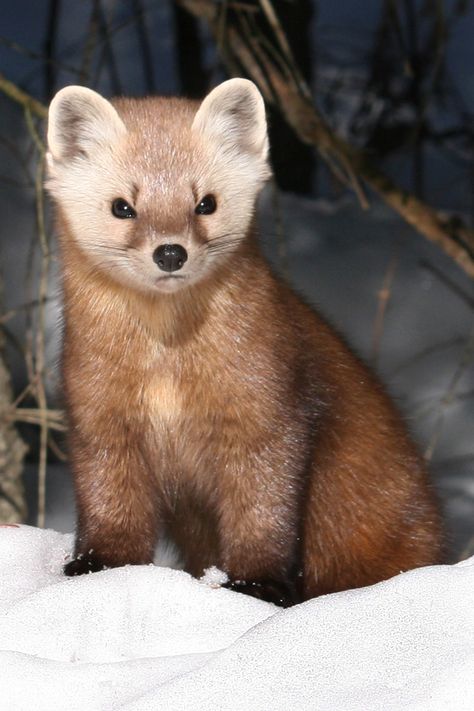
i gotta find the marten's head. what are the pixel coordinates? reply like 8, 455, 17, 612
46, 79, 270, 294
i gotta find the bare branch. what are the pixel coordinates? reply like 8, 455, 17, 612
9, 407, 66, 432
177, 0, 474, 278
32, 156, 51, 529
0, 73, 47, 119
371, 247, 401, 365
424, 327, 474, 461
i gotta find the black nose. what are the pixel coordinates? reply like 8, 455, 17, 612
152, 244, 188, 273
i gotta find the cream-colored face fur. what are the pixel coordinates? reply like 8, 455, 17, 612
46, 80, 271, 294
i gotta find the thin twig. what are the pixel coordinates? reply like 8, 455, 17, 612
259, 0, 293, 68
79, 0, 100, 85
0, 297, 53, 326
371, 246, 402, 365
132, 0, 156, 93
93, 0, 122, 93
0, 134, 36, 185
459, 534, 474, 562
32, 155, 50, 529
0, 73, 47, 119
258, 0, 312, 99
245, 1, 368, 206
420, 260, 474, 311
44, 0, 61, 98
412, 387, 474, 412
216, 0, 229, 58
24, 108, 46, 155
0, 35, 82, 78
389, 335, 465, 377
0, 176, 31, 190
0, 483, 24, 516
48, 432, 68, 461
10, 382, 35, 410
10, 407, 66, 431
424, 326, 474, 461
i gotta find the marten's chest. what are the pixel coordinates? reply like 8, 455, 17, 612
141, 337, 282, 466
144, 352, 256, 433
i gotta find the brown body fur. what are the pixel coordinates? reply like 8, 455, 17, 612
48, 82, 443, 604
60, 232, 442, 601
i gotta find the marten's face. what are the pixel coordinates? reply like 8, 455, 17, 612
46, 80, 270, 294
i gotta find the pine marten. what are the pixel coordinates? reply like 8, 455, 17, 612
46, 79, 443, 606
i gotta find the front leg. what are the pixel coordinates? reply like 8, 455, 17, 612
217, 451, 305, 606
65, 430, 160, 576
222, 578, 300, 607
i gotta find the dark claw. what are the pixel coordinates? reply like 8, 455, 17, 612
223, 578, 300, 607
64, 554, 106, 576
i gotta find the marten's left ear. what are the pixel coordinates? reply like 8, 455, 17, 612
192, 79, 270, 182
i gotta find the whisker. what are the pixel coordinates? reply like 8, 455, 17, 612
89, 244, 130, 254
206, 245, 243, 258
206, 235, 243, 247
206, 241, 243, 256
206, 231, 245, 244
206, 237, 243, 250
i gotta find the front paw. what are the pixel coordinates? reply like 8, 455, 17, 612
64, 553, 106, 576
223, 578, 300, 607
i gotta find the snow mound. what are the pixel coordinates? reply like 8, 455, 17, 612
0, 526, 473, 710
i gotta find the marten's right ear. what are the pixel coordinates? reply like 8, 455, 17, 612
47, 86, 126, 165
192, 79, 270, 184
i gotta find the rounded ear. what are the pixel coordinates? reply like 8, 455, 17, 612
47, 86, 126, 164
192, 78, 270, 175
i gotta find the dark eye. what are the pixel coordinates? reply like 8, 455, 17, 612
111, 198, 136, 219
195, 194, 217, 215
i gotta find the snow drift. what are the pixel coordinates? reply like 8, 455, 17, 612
0, 525, 473, 710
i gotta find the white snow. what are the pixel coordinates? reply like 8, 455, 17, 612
0, 525, 473, 711
200, 566, 229, 588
